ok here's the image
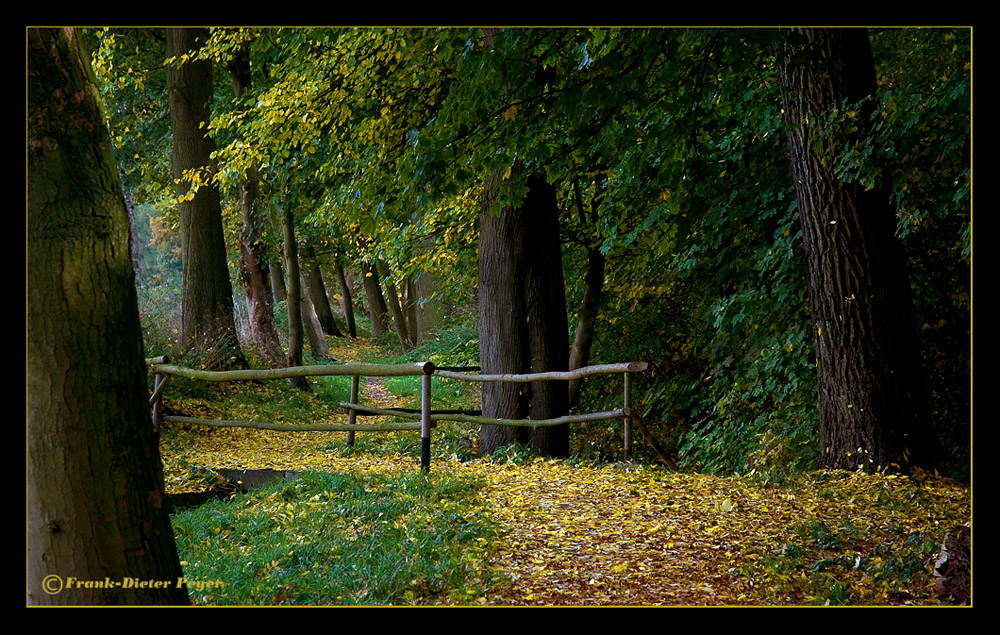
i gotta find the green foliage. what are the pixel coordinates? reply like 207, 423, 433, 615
100, 26, 969, 478
89, 28, 175, 205
365, 313, 481, 370
171, 470, 501, 605
872, 29, 971, 480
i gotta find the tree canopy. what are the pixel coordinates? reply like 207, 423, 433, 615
91, 26, 971, 478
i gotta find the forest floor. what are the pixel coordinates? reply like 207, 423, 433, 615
159, 337, 971, 607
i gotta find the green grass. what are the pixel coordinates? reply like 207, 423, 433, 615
171, 470, 502, 605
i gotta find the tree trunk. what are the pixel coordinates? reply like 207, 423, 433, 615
568, 175, 607, 409
166, 27, 244, 369
479, 173, 570, 456
227, 47, 286, 368
302, 244, 343, 337
377, 259, 414, 352
568, 246, 605, 409
269, 261, 287, 303
414, 269, 443, 341
403, 278, 421, 345
123, 185, 142, 284
27, 28, 188, 605
335, 260, 357, 337
777, 28, 939, 472
299, 273, 332, 360
361, 262, 388, 337
280, 206, 309, 390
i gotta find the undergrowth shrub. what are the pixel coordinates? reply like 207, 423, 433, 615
137, 283, 183, 359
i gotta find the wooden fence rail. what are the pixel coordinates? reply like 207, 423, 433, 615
147, 357, 648, 471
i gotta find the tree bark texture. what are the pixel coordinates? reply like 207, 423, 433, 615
166, 28, 243, 368
478, 173, 570, 456
778, 28, 939, 472
27, 28, 188, 605
227, 48, 286, 368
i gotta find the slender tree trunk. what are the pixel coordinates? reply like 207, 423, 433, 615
166, 27, 244, 369
778, 27, 939, 472
228, 47, 286, 368
414, 269, 443, 341
302, 244, 343, 337
335, 260, 357, 337
123, 185, 142, 284
568, 246, 605, 409
377, 259, 414, 351
403, 278, 421, 345
281, 206, 309, 390
567, 175, 606, 408
270, 261, 287, 303
361, 262, 388, 337
479, 172, 570, 456
27, 28, 188, 605
299, 273, 332, 360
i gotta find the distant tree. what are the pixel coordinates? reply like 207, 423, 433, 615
334, 259, 358, 338
166, 27, 244, 368
361, 262, 389, 337
301, 243, 344, 337
280, 205, 309, 389
777, 28, 940, 472
227, 45, 287, 368
27, 27, 188, 605
377, 260, 414, 352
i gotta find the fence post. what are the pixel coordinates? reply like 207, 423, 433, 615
346, 374, 360, 447
417, 362, 436, 472
623, 371, 632, 461
150, 371, 171, 435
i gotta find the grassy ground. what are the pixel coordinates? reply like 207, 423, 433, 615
160, 335, 971, 606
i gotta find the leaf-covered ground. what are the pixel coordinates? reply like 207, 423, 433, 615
159, 341, 971, 606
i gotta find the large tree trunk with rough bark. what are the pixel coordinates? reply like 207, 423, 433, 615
478, 173, 570, 456
777, 28, 939, 472
227, 47, 286, 368
27, 28, 188, 605
167, 27, 244, 369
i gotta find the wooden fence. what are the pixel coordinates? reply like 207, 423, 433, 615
148, 357, 650, 471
